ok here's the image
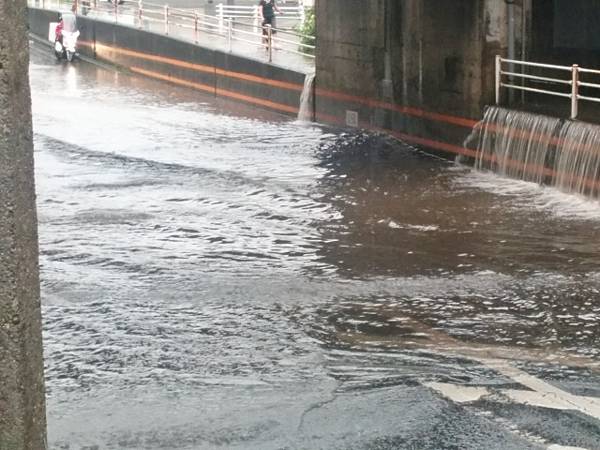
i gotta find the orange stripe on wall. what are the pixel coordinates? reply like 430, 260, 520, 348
84, 39, 477, 131
131, 66, 215, 94
315, 112, 600, 193
315, 111, 477, 157
315, 87, 479, 129
215, 67, 304, 92
96, 43, 215, 73
89, 37, 474, 130
93, 43, 304, 91
130, 66, 298, 114
215, 87, 299, 114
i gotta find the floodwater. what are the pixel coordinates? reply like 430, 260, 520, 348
30, 44, 600, 450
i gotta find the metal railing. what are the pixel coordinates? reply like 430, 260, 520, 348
215, 3, 305, 34
495, 56, 600, 119
29, 0, 315, 65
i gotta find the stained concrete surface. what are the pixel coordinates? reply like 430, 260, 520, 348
0, 1, 47, 449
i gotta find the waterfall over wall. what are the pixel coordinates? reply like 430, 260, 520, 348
467, 106, 600, 198
298, 73, 315, 122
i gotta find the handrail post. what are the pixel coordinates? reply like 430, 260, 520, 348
571, 64, 579, 120
227, 18, 233, 53
217, 3, 224, 33
267, 24, 273, 63
194, 11, 199, 43
253, 5, 258, 34
164, 4, 169, 35
495, 55, 501, 105
138, 0, 142, 29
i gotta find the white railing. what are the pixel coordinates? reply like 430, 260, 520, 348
215, 3, 305, 34
29, 0, 315, 65
495, 56, 600, 120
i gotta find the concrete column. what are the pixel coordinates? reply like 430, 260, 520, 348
400, 0, 424, 106
0, 0, 48, 448
482, 0, 508, 108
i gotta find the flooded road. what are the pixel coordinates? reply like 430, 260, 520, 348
30, 43, 600, 449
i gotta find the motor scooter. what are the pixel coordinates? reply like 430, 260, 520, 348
55, 30, 80, 62
49, 12, 80, 62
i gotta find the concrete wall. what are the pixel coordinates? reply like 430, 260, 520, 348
28, 8, 307, 117
1, 1, 47, 449
314, 0, 511, 159
314, 0, 600, 159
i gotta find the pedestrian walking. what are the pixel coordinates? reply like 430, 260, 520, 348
259, 0, 282, 48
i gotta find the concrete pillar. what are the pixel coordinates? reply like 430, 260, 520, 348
315, 0, 385, 99
400, 0, 424, 106
482, 0, 509, 108
0, 0, 48, 448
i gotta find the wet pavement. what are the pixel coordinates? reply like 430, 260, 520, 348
30, 43, 600, 449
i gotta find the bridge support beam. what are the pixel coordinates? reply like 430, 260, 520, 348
0, 0, 47, 448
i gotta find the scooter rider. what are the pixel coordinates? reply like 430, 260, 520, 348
53, 12, 79, 61
55, 14, 64, 45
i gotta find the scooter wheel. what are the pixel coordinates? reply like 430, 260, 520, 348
66, 51, 73, 62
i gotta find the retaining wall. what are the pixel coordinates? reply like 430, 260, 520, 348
28, 7, 307, 117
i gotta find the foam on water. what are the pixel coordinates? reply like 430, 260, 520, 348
466, 105, 600, 206
454, 166, 600, 220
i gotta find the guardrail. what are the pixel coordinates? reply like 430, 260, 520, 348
29, 0, 315, 65
495, 56, 600, 120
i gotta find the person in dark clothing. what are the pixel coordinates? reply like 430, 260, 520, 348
259, 0, 282, 46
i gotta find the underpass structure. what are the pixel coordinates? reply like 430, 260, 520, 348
10, 1, 600, 449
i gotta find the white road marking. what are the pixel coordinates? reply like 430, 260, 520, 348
336, 316, 600, 450
483, 358, 600, 421
426, 362, 600, 422
547, 446, 590, 450
424, 382, 489, 403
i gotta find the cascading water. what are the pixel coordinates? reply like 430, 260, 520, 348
297, 72, 315, 122
468, 107, 561, 184
554, 120, 600, 198
467, 106, 600, 198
